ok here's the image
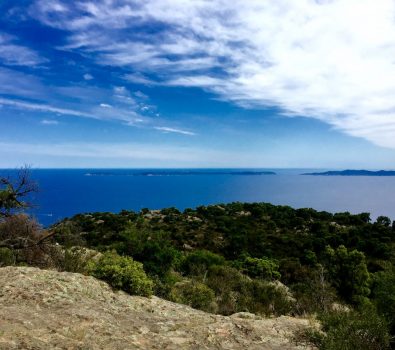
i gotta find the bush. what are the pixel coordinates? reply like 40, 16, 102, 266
180, 250, 225, 276
206, 265, 293, 316
116, 226, 181, 277
0, 214, 47, 267
236, 256, 281, 280
249, 280, 294, 316
137, 241, 181, 276
324, 245, 371, 304
0, 247, 15, 266
371, 267, 395, 335
292, 265, 337, 314
206, 265, 252, 315
50, 246, 95, 273
300, 306, 390, 350
151, 271, 183, 299
88, 250, 153, 296
169, 280, 217, 313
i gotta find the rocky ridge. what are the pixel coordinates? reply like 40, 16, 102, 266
0, 267, 314, 349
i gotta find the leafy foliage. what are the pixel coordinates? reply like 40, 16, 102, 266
51, 246, 94, 273
180, 249, 225, 276
0, 247, 15, 266
371, 266, 395, 335
169, 280, 217, 313
35, 201, 395, 342
235, 255, 281, 280
0, 167, 37, 217
324, 245, 370, 304
88, 250, 154, 297
301, 307, 390, 350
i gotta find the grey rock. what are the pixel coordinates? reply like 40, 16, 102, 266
0, 267, 314, 349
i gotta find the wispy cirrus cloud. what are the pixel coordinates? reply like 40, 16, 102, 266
40, 119, 59, 125
0, 97, 94, 118
30, 0, 395, 148
0, 67, 46, 98
0, 32, 47, 66
154, 126, 196, 136
83, 73, 93, 80
0, 81, 196, 135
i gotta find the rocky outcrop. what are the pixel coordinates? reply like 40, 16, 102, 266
0, 267, 314, 349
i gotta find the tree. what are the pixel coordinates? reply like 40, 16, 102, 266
371, 267, 395, 335
0, 168, 54, 266
375, 216, 391, 227
324, 245, 370, 304
0, 167, 37, 218
237, 255, 281, 280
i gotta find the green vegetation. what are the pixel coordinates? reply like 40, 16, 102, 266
235, 255, 281, 280
0, 247, 15, 266
2, 172, 395, 348
88, 251, 154, 297
299, 306, 390, 350
169, 280, 217, 313
49, 202, 395, 348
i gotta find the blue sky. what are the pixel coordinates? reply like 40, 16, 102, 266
1, 0, 395, 168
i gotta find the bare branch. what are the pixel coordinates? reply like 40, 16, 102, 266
0, 166, 38, 218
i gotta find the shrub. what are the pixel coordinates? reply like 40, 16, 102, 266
206, 265, 252, 315
206, 265, 249, 294
0, 214, 49, 267
169, 280, 217, 313
88, 250, 153, 296
151, 271, 183, 299
237, 256, 281, 280
371, 267, 395, 335
0, 247, 15, 266
180, 250, 225, 276
324, 245, 370, 304
300, 306, 390, 350
116, 226, 181, 277
137, 241, 181, 276
50, 246, 95, 273
249, 280, 294, 316
206, 265, 293, 316
292, 265, 337, 314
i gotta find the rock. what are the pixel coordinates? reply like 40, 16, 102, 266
0, 267, 314, 349
331, 302, 351, 312
268, 280, 297, 304
230, 312, 263, 320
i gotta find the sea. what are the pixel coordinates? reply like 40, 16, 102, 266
1, 168, 395, 227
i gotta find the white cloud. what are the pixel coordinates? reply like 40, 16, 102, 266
0, 97, 94, 118
134, 90, 149, 100
83, 73, 93, 80
123, 73, 157, 85
40, 119, 59, 125
31, 0, 395, 148
0, 95, 193, 136
0, 67, 46, 97
0, 32, 47, 66
0, 83, 150, 126
154, 126, 196, 136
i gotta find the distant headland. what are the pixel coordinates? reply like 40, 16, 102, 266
302, 170, 395, 176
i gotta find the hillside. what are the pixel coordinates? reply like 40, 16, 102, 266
0, 266, 313, 350
302, 170, 395, 176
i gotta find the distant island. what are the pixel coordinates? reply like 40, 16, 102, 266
85, 170, 276, 176
303, 169, 395, 176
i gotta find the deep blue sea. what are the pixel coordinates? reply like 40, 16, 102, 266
2, 168, 395, 227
